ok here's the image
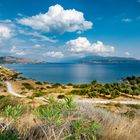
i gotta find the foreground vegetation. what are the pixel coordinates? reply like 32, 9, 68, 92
69, 76, 140, 99
0, 66, 140, 139
0, 96, 100, 140
0, 96, 139, 140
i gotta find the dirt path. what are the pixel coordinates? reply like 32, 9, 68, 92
5, 81, 26, 98
74, 99, 140, 105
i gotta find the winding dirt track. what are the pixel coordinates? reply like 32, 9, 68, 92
74, 99, 140, 105
5, 81, 140, 105
5, 81, 26, 98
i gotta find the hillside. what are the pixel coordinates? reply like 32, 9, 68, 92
0, 56, 41, 64
78, 56, 140, 64
0, 66, 140, 140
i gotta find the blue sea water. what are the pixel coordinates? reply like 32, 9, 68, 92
4, 63, 140, 84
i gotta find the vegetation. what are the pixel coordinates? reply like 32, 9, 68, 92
0, 97, 101, 140
57, 94, 66, 99
0, 66, 140, 139
0, 94, 139, 140
32, 92, 45, 97
0, 129, 19, 140
22, 83, 34, 90
3, 105, 24, 120
69, 76, 140, 99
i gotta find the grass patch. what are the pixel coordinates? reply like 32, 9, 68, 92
0, 96, 19, 110
127, 104, 140, 109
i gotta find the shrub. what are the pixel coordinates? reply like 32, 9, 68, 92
79, 84, 90, 88
111, 90, 120, 99
0, 95, 5, 100
127, 104, 140, 109
3, 105, 24, 120
67, 83, 73, 86
35, 81, 42, 85
91, 80, 97, 85
0, 129, 19, 140
64, 97, 75, 108
57, 95, 66, 99
70, 89, 88, 95
87, 91, 97, 98
67, 119, 100, 140
22, 83, 34, 90
32, 92, 45, 97
11, 74, 18, 79
33, 97, 100, 139
51, 83, 62, 88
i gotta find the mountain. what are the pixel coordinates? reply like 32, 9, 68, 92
78, 56, 140, 63
60, 55, 140, 64
0, 56, 42, 64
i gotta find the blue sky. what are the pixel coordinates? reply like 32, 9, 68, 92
0, 0, 140, 61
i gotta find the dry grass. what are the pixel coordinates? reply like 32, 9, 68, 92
77, 102, 140, 140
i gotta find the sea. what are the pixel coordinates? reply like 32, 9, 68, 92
4, 63, 140, 84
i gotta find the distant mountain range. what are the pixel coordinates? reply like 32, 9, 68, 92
0, 56, 42, 64
60, 55, 140, 64
77, 56, 140, 64
0, 56, 140, 64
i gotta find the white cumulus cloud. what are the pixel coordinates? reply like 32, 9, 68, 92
0, 24, 11, 42
17, 4, 93, 33
43, 51, 64, 58
10, 46, 26, 56
66, 37, 115, 55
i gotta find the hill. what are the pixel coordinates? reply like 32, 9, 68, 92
0, 56, 41, 64
75, 56, 140, 64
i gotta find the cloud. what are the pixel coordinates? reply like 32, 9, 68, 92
18, 30, 57, 43
124, 51, 130, 56
10, 45, 26, 56
0, 24, 11, 42
17, 13, 24, 17
66, 37, 115, 55
17, 4, 93, 33
122, 18, 132, 23
43, 51, 64, 58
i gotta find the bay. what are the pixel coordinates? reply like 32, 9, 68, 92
5, 63, 140, 84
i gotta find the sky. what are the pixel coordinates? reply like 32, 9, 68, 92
0, 0, 140, 61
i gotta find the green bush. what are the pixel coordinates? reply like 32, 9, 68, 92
0, 129, 19, 140
127, 104, 140, 109
111, 90, 120, 99
33, 97, 75, 125
57, 95, 66, 99
51, 83, 62, 88
35, 81, 42, 85
0, 95, 5, 100
87, 91, 97, 98
32, 92, 45, 97
11, 74, 19, 79
79, 84, 90, 88
67, 83, 73, 86
70, 89, 88, 95
3, 105, 24, 120
66, 120, 100, 140
22, 83, 34, 90
91, 80, 97, 85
